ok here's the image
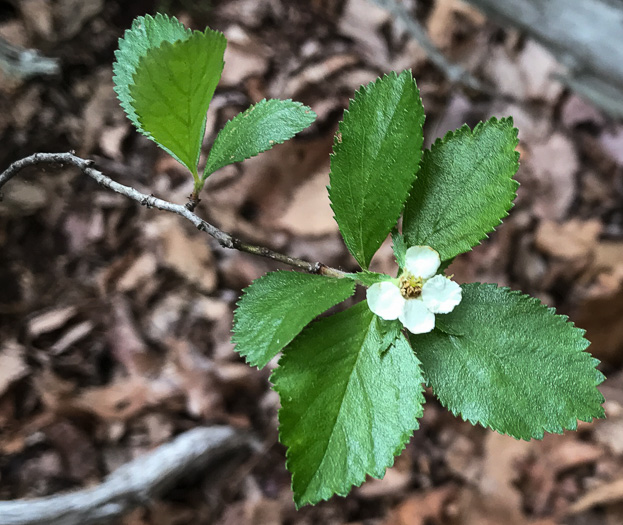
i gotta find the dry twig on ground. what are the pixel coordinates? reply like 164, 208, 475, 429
368, 0, 488, 92
0, 36, 60, 78
0, 426, 253, 525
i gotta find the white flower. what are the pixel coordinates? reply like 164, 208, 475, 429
366, 246, 462, 334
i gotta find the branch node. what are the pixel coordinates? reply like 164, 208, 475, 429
184, 195, 200, 212
141, 195, 156, 208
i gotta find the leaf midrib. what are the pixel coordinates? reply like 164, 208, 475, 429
302, 313, 376, 496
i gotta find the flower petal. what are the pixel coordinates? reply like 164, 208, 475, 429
404, 246, 441, 279
421, 274, 462, 314
366, 281, 405, 320
399, 298, 435, 334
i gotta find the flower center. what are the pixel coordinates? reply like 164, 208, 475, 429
399, 272, 423, 299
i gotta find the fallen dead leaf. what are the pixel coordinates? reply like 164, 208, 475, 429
100, 124, 130, 160
63, 207, 105, 253
149, 216, 217, 293
548, 439, 603, 473
338, 0, 389, 68
485, 47, 526, 101
162, 340, 223, 419
356, 463, 411, 499
428, 0, 485, 50
19, 0, 54, 39
599, 126, 623, 166
528, 133, 579, 220
115, 253, 158, 293
27, 305, 78, 338
44, 419, 99, 481
535, 219, 601, 261
453, 486, 528, 525
595, 418, 623, 456
49, 320, 95, 355
517, 41, 563, 103
80, 70, 116, 156
573, 270, 623, 364
0, 177, 49, 217
562, 95, 606, 129
383, 485, 456, 525
107, 297, 159, 376
445, 433, 480, 483
244, 497, 282, 525
282, 53, 360, 97
0, 341, 28, 396
568, 478, 623, 515
480, 432, 531, 508
53, 0, 104, 40
275, 166, 337, 236
221, 27, 270, 86
590, 241, 623, 277
71, 376, 178, 421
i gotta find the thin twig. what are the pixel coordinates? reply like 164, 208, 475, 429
0, 152, 348, 278
368, 0, 491, 93
0, 426, 253, 525
0, 36, 60, 78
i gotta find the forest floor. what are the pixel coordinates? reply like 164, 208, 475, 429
2, 0, 623, 524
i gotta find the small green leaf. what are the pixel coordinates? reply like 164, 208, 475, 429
129, 28, 226, 174
203, 99, 317, 178
391, 228, 407, 269
353, 270, 393, 287
413, 283, 605, 440
232, 271, 355, 369
113, 14, 192, 134
273, 301, 425, 507
403, 117, 519, 261
329, 70, 425, 269
375, 316, 404, 354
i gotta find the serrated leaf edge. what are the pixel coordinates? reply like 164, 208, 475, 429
231, 270, 355, 369
391, 227, 407, 270
273, 316, 425, 507
414, 117, 520, 261
423, 282, 605, 441
231, 270, 305, 369
113, 13, 192, 135
203, 98, 317, 179
127, 26, 227, 173
328, 70, 425, 269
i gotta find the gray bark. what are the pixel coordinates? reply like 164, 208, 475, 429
464, 0, 623, 117
0, 37, 59, 78
0, 426, 253, 525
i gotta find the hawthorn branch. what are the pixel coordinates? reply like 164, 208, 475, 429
0, 152, 347, 278
0, 426, 253, 525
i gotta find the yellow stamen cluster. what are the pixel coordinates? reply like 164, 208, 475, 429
399, 273, 423, 299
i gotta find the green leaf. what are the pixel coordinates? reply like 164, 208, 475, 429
413, 283, 605, 440
403, 117, 519, 261
352, 270, 393, 287
273, 301, 425, 507
374, 316, 404, 354
129, 28, 226, 174
329, 70, 425, 269
113, 14, 192, 134
232, 271, 355, 369
203, 99, 317, 178
391, 228, 407, 269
